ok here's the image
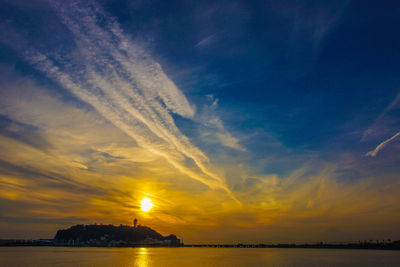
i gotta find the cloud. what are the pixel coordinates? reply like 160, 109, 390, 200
362, 91, 400, 141
20, 0, 237, 198
0, 115, 53, 152
195, 33, 220, 49
216, 132, 246, 152
365, 131, 400, 157
270, 0, 349, 50
194, 95, 246, 151
0, 215, 89, 225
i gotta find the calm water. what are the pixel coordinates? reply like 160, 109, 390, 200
0, 247, 400, 266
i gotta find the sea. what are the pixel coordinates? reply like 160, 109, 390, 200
0, 247, 400, 266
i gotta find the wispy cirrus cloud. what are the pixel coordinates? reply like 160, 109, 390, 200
193, 95, 246, 152
21, 0, 237, 198
270, 0, 349, 51
362, 91, 400, 141
362, 91, 400, 156
216, 132, 246, 152
366, 131, 400, 157
195, 33, 220, 49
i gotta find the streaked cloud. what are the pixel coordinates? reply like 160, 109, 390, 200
195, 33, 220, 49
366, 131, 400, 157
216, 132, 246, 152
22, 0, 236, 196
362, 91, 400, 141
270, 0, 349, 51
195, 95, 246, 151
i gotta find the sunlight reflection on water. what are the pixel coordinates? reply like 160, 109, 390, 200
1, 247, 400, 267
135, 247, 149, 267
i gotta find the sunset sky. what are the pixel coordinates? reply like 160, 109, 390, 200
1, 0, 400, 244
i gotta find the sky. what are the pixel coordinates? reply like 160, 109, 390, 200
0, 0, 400, 244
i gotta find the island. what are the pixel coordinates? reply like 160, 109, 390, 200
0, 219, 181, 247
54, 222, 182, 247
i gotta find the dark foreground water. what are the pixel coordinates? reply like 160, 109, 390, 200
1, 247, 400, 266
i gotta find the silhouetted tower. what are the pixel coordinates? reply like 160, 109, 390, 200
134, 218, 138, 228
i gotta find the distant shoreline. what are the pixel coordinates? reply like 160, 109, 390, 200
184, 243, 400, 251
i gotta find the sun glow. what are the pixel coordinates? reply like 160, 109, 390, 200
140, 197, 154, 212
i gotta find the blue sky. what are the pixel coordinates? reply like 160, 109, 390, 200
0, 0, 400, 243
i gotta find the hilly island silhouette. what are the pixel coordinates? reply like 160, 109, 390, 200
54, 220, 181, 247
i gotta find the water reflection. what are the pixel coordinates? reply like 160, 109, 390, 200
2, 247, 400, 267
135, 247, 148, 267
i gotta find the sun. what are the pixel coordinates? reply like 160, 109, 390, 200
140, 197, 154, 212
